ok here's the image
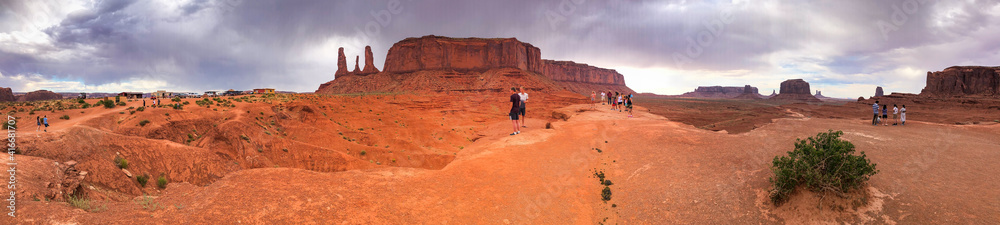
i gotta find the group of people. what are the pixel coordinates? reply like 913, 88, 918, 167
36, 115, 48, 132
509, 87, 528, 135
871, 100, 906, 126
594, 91, 633, 117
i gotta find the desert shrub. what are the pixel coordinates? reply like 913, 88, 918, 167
67, 194, 91, 211
77, 99, 86, 104
100, 100, 115, 108
114, 157, 128, 169
59, 115, 70, 120
240, 134, 250, 141
171, 97, 181, 102
136, 106, 145, 112
769, 130, 878, 205
137, 174, 149, 187
157, 175, 168, 189
359, 150, 366, 156
139, 120, 150, 127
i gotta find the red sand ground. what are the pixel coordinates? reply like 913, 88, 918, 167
3, 93, 998, 224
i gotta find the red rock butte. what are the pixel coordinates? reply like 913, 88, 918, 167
317, 35, 634, 95
920, 66, 1000, 97
770, 79, 820, 102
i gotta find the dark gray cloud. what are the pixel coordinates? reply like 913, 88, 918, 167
0, 0, 998, 97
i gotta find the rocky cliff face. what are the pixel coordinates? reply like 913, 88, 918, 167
770, 79, 819, 102
17, 90, 63, 102
353, 56, 360, 73
319, 35, 633, 95
383, 35, 544, 74
734, 85, 764, 99
920, 66, 1000, 97
360, 46, 380, 75
335, 47, 349, 79
541, 60, 625, 85
0, 87, 14, 102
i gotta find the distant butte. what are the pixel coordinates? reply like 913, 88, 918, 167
316, 35, 634, 95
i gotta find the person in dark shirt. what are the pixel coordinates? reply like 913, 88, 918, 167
509, 87, 521, 135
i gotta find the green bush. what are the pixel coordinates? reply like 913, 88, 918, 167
136, 106, 145, 112
171, 97, 181, 102
116, 101, 126, 106
157, 175, 168, 189
114, 157, 128, 169
59, 115, 70, 120
137, 174, 149, 187
67, 194, 91, 211
768, 130, 878, 205
139, 120, 150, 127
99, 100, 115, 108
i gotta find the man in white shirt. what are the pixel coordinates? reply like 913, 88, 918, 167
600, 92, 606, 105
518, 87, 528, 128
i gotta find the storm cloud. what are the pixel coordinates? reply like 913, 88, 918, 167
1, 0, 998, 98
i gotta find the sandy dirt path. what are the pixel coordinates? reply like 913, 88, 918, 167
9, 103, 1000, 224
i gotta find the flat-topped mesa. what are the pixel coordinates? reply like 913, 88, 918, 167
679, 85, 757, 98
542, 60, 625, 85
770, 79, 820, 102
318, 35, 634, 94
359, 46, 380, 75
0, 87, 14, 102
383, 35, 544, 74
920, 66, 1000, 97
875, 86, 884, 97
17, 90, 62, 102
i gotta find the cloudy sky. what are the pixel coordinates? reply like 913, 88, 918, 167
1, 0, 998, 98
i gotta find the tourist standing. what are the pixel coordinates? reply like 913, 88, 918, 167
881, 105, 889, 126
626, 95, 634, 118
35, 116, 40, 131
508, 87, 521, 136
892, 104, 899, 126
600, 91, 606, 105
43, 115, 48, 132
901, 105, 907, 125
872, 101, 879, 126
591, 91, 597, 109
615, 93, 625, 112
518, 86, 528, 128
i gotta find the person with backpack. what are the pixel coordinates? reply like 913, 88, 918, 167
508, 87, 521, 136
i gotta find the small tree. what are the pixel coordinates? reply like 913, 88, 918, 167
769, 130, 878, 205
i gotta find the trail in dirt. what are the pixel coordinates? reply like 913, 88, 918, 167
7, 99, 999, 224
